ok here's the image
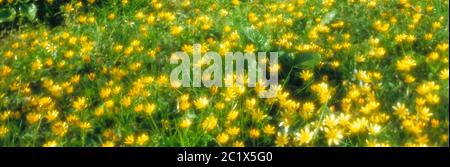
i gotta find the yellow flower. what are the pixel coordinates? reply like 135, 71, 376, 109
124, 135, 135, 145
70, 75, 81, 84
64, 50, 75, 59
404, 74, 416, 84
425, 93, 440, 104
300, 70, 314, 81
439, 68, 449, 80
201, 116, 217, 132
157, 75, 169, 85
366, 139, 390, 147
79, 122, 92, 131
297, 127, 314, 145
43, 140, 58, 147
0, 125, 8, 138
227, 110, 239, 121
226, 126, 240, 136
52, 122, 68, 136
102, 129, 115, 139
248, 12, 258, 23
300, 102, 316, 119
427, 52, 439, 61
121, 96, 132, 107
393, 103, 409, 118
232, 141, 245, 147
134, 104, 144, 113
0, 65, 12, 77
416, 81, 440, 95
113, 44, 123, 53
144, 103, 156, 115
231, 0, 240, 5
170, 26, 184, 36
349, 118, 368, 134
105, 100, 115, 109
249, 129, 260, 139
275, 133, 289, 147
136, 133, 149, 146
180, 118, 192, 129
324, 127, 343, 146
244, 44, 255, 53
88, 72, 96, 81
215, 102, 225, 110
181, 0, 191, 7
194, 97, 209, 110
102, 141, 115, 147
94, 106, 105, 117
32, 59, 42, 71
396, 56, 416, 72
100, 88, 111, 99
46, 110, 59, 122
311, 82, 332, 104
263, 124, 276, 136
356, 70, 371, 83
368, 124, 381, 135
73, 97, 88, 111
216, 133, 229, 145
107, 13, 116, 20
440, 135, 449, 143
180, 101, 191, 111
135, 11, 145, 20
26, 113, 42, 125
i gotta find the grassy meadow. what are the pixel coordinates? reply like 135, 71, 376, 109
0, 0, 449, 147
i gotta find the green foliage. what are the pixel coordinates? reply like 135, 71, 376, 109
0, 1, 37, 24
0, 8, 16, 23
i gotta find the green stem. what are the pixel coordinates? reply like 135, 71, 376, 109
81, 133, 86, 147
32, 119, 42, 146
149, 115, 159, 134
